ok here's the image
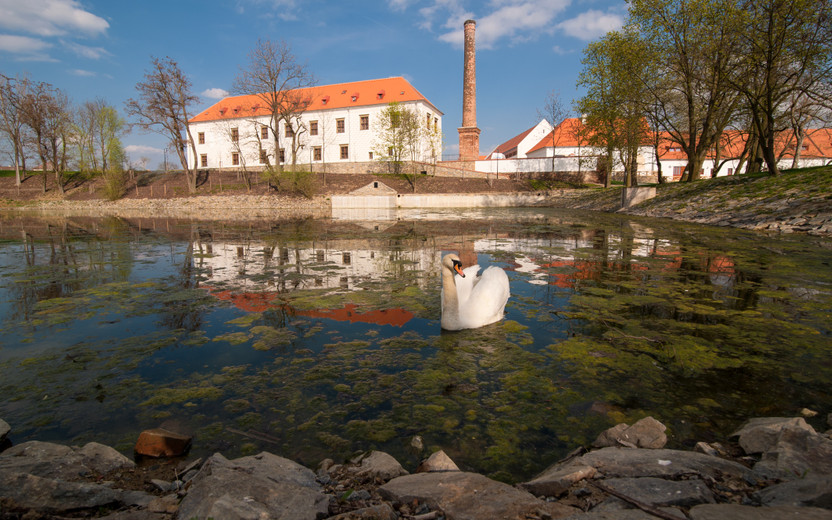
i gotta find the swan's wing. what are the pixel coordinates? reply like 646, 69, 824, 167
454, 264, 481, 304
464, 266, 510, 325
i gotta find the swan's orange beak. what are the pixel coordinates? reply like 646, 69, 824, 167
453, 260, 465, 277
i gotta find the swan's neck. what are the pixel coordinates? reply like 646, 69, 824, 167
441, 268, 460, 325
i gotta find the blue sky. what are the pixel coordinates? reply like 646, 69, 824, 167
0, 0, 626, 167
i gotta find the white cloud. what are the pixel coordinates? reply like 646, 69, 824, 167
0, 0, 109, 37
420, 0, 571, 49
556, 9, 624, 41
63, 41, 110, 60
0, 34, 51, 53
0, 34, 55, 61
388, 0, 412, 10
69, 68, 96, 77
125, 145, 164, 155
202, 88, 229, 100
237, 0, 299, 21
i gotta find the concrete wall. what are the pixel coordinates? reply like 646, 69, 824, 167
331, 192, 549, 210
620, 186, 657, 208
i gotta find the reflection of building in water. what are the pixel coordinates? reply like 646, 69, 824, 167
472, 234, 736, 291
193, 239, 441, 293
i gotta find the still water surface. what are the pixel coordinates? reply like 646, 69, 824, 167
0, 208, 830, 482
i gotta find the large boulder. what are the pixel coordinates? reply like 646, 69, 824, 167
379, 471, 579, 520
552, 447, 749, 481
520, 463, 596, 497
593, 417, 668, 449
0, 440, 134, 480
731, 417, 816, 455
350, 450, 408, 483
416, 450, 460, 473
754, 476, 832, 509
0, 471, 150, 513
134, 428, 192, 458
689, 503, 832, 519
750, 424, 832, 480
0, 442, 150, 516
601, 477, 715, 508
176, 451, 330, 520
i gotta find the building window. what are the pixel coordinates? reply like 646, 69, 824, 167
434, 117, 438, 129
313, 147, 322, 161
285, 125, 294, 138
336, 118, 345, 133
369, 151, 373, 160
279, 149, 286, 163
310, 120, 318, 135
260, 150, 267, 163
200, 154, 208, 167
261, 126, 268, 139
198, 132, 205, 145
232, 152, 239, 166
360, 115, 369, 130
343, 252, 351, 265
340, 145, 349, 160
231, 128, 239, 142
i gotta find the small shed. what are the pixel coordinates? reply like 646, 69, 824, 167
349, 180, 397, 195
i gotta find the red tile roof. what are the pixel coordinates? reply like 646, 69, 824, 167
190, 77, 441, 123
527, 118, 589, 153
526, 117, 832, 162
491, 125, 536, 157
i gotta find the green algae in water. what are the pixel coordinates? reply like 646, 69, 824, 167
1, 212, 831, 483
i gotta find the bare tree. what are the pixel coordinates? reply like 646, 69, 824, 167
125, 56, 200, 193
537, 90, 568, 177
233, 39, 315, 184
0, 74, 31, 185
222, 118, 253, 191
19, 81, 73, 194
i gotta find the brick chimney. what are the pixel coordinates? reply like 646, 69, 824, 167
458, 19, 480, 162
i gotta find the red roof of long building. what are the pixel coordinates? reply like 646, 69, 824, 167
524, 118, 832, 161
190, 77, 441, 123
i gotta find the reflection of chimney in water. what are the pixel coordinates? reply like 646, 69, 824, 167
458, 19, 480, 162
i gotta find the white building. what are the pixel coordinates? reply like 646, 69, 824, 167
187, 77, 443, 171
486, 119, 553, 159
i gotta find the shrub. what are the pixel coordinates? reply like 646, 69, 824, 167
102, 170, 126, 200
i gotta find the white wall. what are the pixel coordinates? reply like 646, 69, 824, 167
187, 100, 442, 170
474, 156, 594, 174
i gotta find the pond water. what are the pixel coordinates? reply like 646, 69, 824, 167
0, 208, 830, 483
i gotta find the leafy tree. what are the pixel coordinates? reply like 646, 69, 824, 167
76, 99, 127, 175
577, 28, 651, 187
125, 56, 200, 193
628, 0, 741, 182
728, 0, 832, 176
373, 102, 422, 190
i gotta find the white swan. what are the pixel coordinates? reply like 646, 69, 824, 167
440, 253, 510, 331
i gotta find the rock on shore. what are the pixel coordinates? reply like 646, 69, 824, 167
1, 416, 831, 519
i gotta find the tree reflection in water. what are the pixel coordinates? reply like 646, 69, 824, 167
0, 209, 829, 483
